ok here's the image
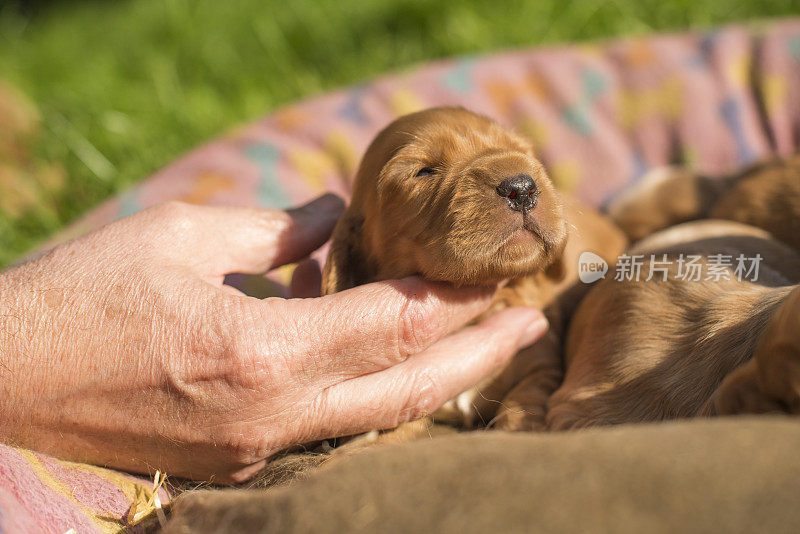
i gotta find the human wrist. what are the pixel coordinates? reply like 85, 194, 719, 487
0, 268, 32, 443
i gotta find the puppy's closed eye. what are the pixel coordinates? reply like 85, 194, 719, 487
414, 167, 437, 177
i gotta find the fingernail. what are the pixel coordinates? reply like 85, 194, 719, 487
518, 312, 549, 349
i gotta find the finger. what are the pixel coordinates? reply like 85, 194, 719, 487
219, 284, 247, 297
305, 307, 549, 439
153, 194, 344, 276
290, 258, 322, 298
271, 277, 498, 376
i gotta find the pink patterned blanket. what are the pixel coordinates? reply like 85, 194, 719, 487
3, 18, 800, 533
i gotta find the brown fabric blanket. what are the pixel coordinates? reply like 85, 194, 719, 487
165, 417, 800, 533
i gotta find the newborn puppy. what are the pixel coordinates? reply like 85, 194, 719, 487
547, 159, 800, 429
608, 156, 800, 249
322, 107, 626, 429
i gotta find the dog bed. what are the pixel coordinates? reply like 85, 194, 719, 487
165, 417, 800, 534
3, 18, 800, 533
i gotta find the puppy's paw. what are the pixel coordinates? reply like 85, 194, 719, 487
493, 402, 548, 431
492, 374, 555, 431
432, 388, 484, 428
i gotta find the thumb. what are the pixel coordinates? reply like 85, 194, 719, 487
290, 258, 323, 298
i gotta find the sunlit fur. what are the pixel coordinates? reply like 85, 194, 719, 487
322, 107, 627, 431
549, 160, 800, 430
322, 107, 567, 292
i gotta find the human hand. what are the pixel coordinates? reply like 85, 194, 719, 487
0, 195, 548, 483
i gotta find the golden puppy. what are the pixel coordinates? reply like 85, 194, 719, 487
608, 156, 800, 249
322, 107, 626, 429
547, 159, 800, 429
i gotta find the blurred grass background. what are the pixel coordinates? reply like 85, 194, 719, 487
0, 0, 798, 267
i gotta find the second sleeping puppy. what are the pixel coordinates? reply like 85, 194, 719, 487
321, 106, 626, 429
540, 161, 800, 430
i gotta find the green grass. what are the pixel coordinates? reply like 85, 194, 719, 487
0, 0, 798, 266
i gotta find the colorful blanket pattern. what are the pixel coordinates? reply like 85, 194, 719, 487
0, 446, 168, 533
4, 19, 800, 533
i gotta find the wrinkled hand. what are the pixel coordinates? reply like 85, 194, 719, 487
0, 195, 547, 483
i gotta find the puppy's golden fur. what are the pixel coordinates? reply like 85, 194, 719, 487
322, 107, 626, 429
548, 160, 800, 429
608, 156, 800, 248
324, 107, 567, 290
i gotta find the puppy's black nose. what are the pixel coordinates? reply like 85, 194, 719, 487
496, 174, 538, 212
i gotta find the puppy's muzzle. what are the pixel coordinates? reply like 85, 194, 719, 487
496, 174, 538, 213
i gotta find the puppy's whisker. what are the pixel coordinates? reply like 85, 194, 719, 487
476, 389, 505, 406
471, 401, 488, 427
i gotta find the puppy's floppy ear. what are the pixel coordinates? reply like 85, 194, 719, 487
321, 118, 401, 295
321, 210, 369, 295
